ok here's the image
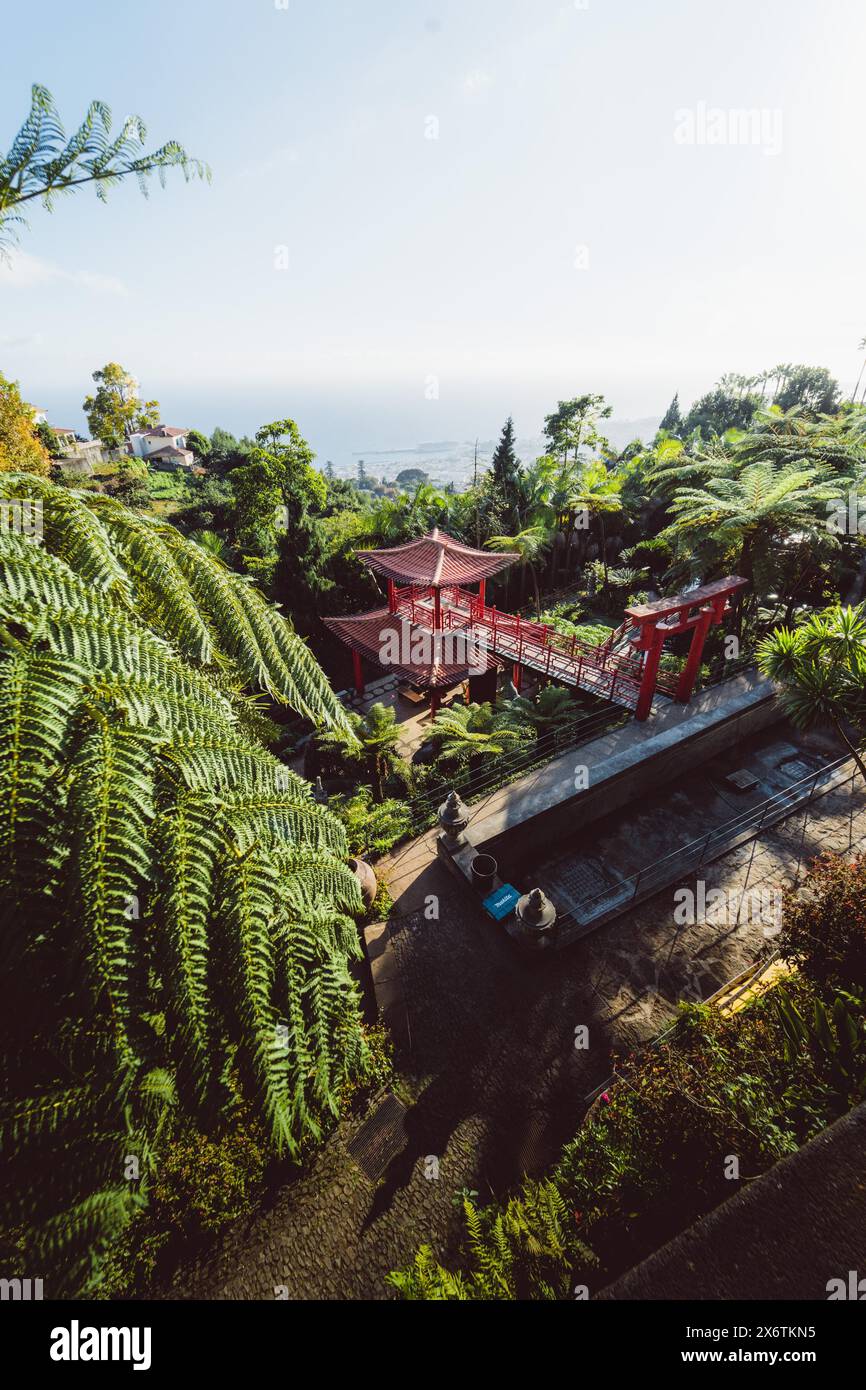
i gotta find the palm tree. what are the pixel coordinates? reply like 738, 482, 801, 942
516, 455, 557, 529
757, 605, 866, 782
407, 481, 447, 532
0, 473, 367, 1292
189, 527, 229, 561
486, 526, 551, 618
568, 460, 624, 593
317, 701, 404, 799
431, 701, 531, 772
546, 459, 583, 586
356, 496, 412, 548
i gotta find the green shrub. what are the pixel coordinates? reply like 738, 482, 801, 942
149, 1120, 269, 1240
780, 854, 866, 988
336, 1023, 394, 1114
329, 786, 412, 856
95, 1112, 270, 1298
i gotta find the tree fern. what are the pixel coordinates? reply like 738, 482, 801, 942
65, 710, 155, 1070
0, 474, 353, 731
0, 482, 371, 1291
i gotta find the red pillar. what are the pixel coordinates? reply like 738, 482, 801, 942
675, 606, 713, 703
513, 663, 522, 691
352, 649, 365, 696
433, 587, 442, 630
635, 624, 665, 722
388, 579, 397, 614
430, 688, 440, 718
478, 579, 486, 613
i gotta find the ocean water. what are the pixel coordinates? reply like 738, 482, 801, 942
33, 382, 660, 490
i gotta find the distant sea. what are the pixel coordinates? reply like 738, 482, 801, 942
345, 419, 661, 490
34, 384, 660, 492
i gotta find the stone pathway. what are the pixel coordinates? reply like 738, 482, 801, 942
161, 772, 866, 1301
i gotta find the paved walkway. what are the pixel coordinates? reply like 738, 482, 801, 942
161, 766, 866, 1301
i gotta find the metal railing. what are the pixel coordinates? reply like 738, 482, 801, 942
570, 753, 856, 931
402, 701, 630, 834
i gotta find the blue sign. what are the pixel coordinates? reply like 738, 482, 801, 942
483, 884, 520, 921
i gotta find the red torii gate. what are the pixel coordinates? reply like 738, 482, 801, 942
625, 576, 749, 721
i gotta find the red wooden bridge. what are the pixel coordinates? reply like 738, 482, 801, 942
325, 530, 747, 721
395, 585, 659, 712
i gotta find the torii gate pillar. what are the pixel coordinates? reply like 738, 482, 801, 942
635, 627, 666, 722
675, 605, 714, 704
626, 576, 748, 723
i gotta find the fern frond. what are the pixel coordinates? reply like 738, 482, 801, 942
0, 634, 84, 918
66, 711, 155, 1068
85, 496, 213, 662
0, 475, 130, 598
152, 788, 221, 1109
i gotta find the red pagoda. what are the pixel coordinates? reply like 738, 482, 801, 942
324, 529, 517, 714
325, 528, 747, 721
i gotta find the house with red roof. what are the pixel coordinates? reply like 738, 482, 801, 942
128, 425, 195, 470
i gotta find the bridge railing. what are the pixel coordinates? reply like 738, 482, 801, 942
394, 585, 681, 702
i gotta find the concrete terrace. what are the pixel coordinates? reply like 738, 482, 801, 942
382, 667, 780, 915
468, 667, 778, 854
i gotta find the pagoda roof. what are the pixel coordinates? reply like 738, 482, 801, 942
323, 607, 500, 690
356, 528, 518, 587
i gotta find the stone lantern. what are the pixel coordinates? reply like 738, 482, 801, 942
515, 887, 557, 950
438, 789, 470, 850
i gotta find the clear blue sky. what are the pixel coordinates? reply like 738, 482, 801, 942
2, 0, 864, 462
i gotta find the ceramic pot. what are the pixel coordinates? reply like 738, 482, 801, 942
470, 853, 498, 892
349, 857, 378, 909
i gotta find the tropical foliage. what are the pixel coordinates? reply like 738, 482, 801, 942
0, 373, 50, 475
757, 603, 866, 780
430, 700, 533, 771
0, 84, 208, 251
391, 976, 866, 1299
0, 475, 369, 1292
777, 854, 866, 987
327, 786, 412, 857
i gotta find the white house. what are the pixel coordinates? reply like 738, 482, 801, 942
128, 426, 195, 470
51, 427, 78, 453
